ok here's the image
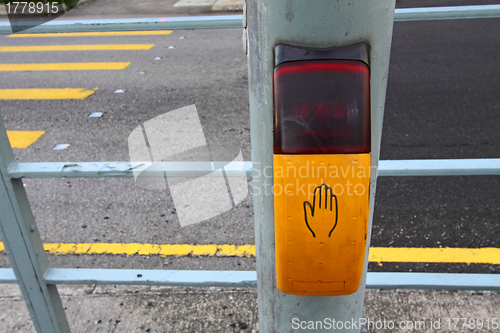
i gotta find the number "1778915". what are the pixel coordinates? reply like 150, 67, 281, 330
5, 2, 60, 14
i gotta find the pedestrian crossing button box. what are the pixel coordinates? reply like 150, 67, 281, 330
273, 43, 372, 296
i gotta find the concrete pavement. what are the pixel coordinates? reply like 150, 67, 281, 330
2, 283, 500, 332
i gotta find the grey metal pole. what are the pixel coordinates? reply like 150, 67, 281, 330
0, 116, 70, 333
245, 0, 395, 331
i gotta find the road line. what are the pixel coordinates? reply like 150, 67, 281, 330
369, 247, 500, 265
8, 31, 173, 37
0, 88, 96, 100
0, 44, 155, 52
1, 243, 499, 264
0, 62, 131, 71
42, 243, 256, 257
6, 131, 45, 148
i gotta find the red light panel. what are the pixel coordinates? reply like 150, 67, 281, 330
273, 59, 370, 154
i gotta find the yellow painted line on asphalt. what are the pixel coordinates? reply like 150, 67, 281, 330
1, 243, 499, 264
6, 131, 45, 148
41, 243, 257, 258
0, 62, 131, 71
0, 88, 96, 100
369, 247, 500, 265
0, 44, 155, 52
9, 31, 173, 37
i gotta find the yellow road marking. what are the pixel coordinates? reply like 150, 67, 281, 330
0, 88, 96, 100
6, 131, 45, 148
42, 243, 256, 257
0, 62, 131, 71
0, 44, 155, 52
1, 243, 499, 264
9, 31, 173, 37
369, 247, 500, 265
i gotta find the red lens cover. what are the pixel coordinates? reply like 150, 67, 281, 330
273, 59, 370, 154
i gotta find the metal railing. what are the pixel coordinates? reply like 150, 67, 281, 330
0, 5, 500, 34
0, 4, 499, 332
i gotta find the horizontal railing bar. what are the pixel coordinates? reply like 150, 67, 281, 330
7, 159, 500, 179
1, 5, 499, 34
394, 4, 500, 22
378, 158, 500, 176
7, 161, 253, 178
2, 269, 499, 290
367, 272, 500, 290
44, 268, 257, 288
0, 15, 244, 34
0, 268, 16, 283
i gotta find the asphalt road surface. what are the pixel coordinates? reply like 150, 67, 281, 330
0, 10, 499, 276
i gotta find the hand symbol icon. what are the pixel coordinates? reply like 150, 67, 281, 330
303, 184, 338, 238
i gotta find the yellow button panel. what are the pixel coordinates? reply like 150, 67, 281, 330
274, 153, 371, 296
